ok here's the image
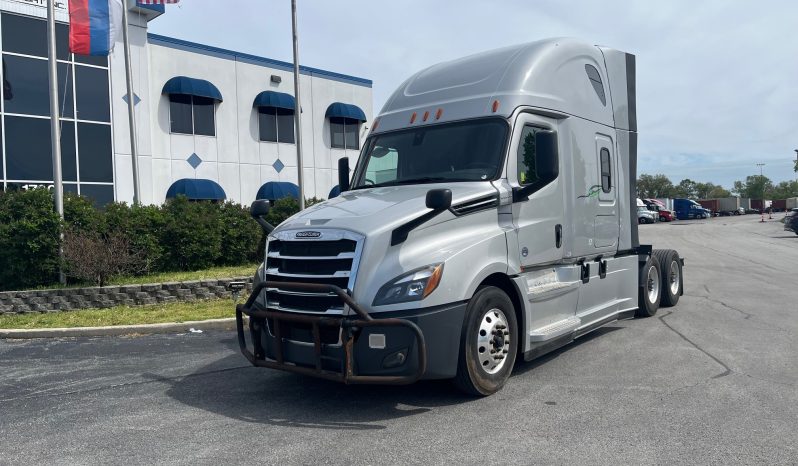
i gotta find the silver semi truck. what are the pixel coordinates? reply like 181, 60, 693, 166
236, 38, 684, 395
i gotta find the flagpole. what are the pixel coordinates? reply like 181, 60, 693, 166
291, 0, 305, 210
121, 1, 141, 205
46, 0, 66, 285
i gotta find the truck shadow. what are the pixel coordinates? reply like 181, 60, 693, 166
148, 335, 467, 431
151, 327, 622, 430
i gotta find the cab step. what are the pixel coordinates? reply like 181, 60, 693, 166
528, 316, 581, 342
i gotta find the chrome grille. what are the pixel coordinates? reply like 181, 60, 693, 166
264, 230, 364, 314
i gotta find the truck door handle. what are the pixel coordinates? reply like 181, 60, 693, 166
555, 224, 562, 248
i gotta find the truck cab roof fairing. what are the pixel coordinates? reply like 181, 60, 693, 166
373, 38, 619, 135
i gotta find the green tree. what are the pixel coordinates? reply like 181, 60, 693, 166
637, 174, 675, 198
732, 175, 774, 199
695, 182, 730, 199
673, 179, 697, 198
706, 186, 731, 198
769, 180, 798, 199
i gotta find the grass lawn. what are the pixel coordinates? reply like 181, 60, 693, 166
0, 299, 237, 329
109, 263, 259, 286
26, 263, 259, 291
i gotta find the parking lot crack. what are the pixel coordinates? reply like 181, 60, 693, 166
657, 310, 732, 379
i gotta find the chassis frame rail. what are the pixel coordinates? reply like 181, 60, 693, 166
236, 281, 428, 385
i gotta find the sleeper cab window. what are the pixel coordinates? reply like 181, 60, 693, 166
169, 95, 216, 137
517, 125, 543, 185
258, 107, 295, 143
600, 148, 612, 192
330, 118, 360, 150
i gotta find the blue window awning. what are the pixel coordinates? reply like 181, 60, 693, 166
166, 179, 226, 201
162, 76, 223, 102
328, 185, 341, 199
325, 102, 367, 122
253, 91, 295, 111
256, 181, 299, 201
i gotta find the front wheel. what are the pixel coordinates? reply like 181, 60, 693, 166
454, 286, 518, 396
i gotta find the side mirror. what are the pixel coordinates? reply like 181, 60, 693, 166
250, 199, 275, 233
338, 157, 350, 193
425, 188, 452, 211
513, 130, 559, 202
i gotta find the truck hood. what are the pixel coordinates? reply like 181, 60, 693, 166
275, 182, 499, 236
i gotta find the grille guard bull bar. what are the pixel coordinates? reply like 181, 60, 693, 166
235, 281, 428, 385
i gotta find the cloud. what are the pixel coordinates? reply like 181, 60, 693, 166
150, 0, 798, 188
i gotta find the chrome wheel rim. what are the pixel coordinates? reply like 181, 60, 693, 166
669, 260, 680, 295
476, 308, 510, 374
647, 265, 660, 304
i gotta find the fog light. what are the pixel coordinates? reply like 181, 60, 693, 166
369, 333, 386, 349
382, 348, 408, 369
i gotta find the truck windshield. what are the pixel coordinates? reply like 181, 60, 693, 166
352, 119, 508, 188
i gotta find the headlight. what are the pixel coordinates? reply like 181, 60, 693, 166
373, 264, 444, 306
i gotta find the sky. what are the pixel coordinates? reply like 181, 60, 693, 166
149, 0, 798, 189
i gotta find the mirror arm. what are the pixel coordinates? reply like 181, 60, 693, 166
390, 207, 447, 246
254, 217, 275, 234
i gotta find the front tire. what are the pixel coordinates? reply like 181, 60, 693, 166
636, 256, 662, 317
454, 286, 518, 396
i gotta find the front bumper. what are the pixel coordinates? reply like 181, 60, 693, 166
236, 281, 466, 384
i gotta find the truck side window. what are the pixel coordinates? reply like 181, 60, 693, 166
600, 148, 611, 193
517, 125, 540, 185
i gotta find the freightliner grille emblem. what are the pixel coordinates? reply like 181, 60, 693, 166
295, 231, 322, 238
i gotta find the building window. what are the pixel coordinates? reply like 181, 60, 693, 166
169, 95, 216, 136
330, 117, 359, 150
600, 148, 612, 193
258, 107, 295, 143
0, 12, 113, 204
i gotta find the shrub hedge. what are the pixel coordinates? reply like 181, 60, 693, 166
0, 189, 315, 291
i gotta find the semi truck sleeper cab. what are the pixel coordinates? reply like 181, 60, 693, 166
236, 38, 684, 396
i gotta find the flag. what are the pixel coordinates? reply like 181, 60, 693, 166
137, 0, 180, 4
68, 0, 123, 56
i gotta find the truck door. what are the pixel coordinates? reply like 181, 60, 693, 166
593, 134, 619, 250
511, 117, 565, 269
509, 114, 572, 333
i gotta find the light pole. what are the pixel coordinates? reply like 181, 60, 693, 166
756, 163, 766, 220
291, 0, 305, 210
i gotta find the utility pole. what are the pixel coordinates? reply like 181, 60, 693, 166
291, 0, 305, 210
121, 1, 141, 205
756, 163, 766, 220
46, 0, 65, 285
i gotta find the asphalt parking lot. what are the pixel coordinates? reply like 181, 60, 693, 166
1, 214, 796, 464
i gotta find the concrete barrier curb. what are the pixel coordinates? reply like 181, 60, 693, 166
0, 317, 238, 339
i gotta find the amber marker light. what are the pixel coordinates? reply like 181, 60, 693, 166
410, 112, 417, 124
422, 111, 430, 122
492, 100, 500, 113
435, 108, 443, 120
423, 264, 444, 298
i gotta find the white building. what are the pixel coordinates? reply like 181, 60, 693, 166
0, 0, 372, 205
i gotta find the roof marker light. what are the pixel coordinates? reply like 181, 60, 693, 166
423, 111, 430, 122
492, 100, 500, 113
435, 108, 443, 120
410, 112, 417, 124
